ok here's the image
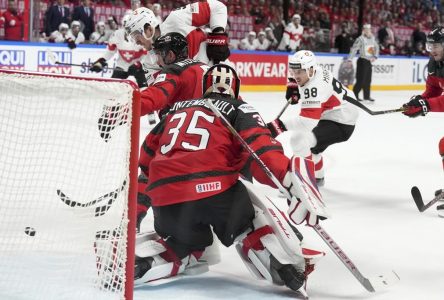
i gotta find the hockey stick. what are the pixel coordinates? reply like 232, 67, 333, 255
411, 186, 444, 212
57, 181, 126, 217
205, 98, 399, 292
339, 88, 405, 115
275, 99, 292, 119
46, 50, 115, 70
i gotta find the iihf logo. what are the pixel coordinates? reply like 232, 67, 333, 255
37, 51, 72, 74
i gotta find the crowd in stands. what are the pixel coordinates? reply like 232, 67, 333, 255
0, 0, 443, 56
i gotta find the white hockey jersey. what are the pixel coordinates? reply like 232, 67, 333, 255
102, 28, 147, 71
283, 67, 359, 133
66, 30, 85, 44
160, 0, 227, 64
278, 23, 304, 51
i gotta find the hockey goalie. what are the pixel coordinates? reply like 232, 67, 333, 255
134, 64, 328, 297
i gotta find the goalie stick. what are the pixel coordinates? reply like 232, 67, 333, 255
57, 181, 126, 216
205, 98, 400, 293
411, 186, 444, 212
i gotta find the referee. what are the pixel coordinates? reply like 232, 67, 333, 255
348, 24, 379, 101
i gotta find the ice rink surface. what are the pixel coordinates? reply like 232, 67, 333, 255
136, 90, 444, 300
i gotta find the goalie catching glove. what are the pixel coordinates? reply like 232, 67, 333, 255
283, 156, 329, 226
90, 58, 108, 73
402, 95, 430, 118
206, 30, 230, 63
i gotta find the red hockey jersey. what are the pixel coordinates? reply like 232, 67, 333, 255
422, 58, 444, 112
140, 59, 208, 116
139, 95, 290, 206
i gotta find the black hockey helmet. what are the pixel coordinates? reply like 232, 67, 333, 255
203, 64, 240, 99
153, 32, 188, 63
426, 26, 444, 50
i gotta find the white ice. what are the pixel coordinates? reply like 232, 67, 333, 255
136, 90, 444, 300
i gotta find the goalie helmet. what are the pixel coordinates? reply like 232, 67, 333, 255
153, 32, 188, 63
426, 26, 444, 51
124, 7, 158, 40
203, 64, 240, 99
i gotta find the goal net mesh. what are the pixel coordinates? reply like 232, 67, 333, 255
0, 71, 139, 300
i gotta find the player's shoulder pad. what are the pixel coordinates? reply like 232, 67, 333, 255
162, 59, 203, 75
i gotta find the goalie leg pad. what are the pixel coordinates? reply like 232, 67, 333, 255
134, 231, 211, 285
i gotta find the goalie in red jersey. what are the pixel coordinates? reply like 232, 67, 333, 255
133, 64, 328, 296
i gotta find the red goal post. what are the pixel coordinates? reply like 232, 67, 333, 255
0, 70, 140, 300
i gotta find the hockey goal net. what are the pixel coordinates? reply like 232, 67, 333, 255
0, 70, 140, 300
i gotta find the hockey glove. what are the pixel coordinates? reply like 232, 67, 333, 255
90, 58, 107, 73
402, 95, 430, 118
266, 118, 287, 138
284, 156, 329, 226
128, 62, 148, 88
206, 32, 230, 63
286, 78, 300, 104
66, 38, 77, 49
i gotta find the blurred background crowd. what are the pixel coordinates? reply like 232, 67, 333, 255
0, 0, 442, 56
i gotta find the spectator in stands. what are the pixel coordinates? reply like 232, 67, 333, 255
399, 40, 413, 57
44, 0, 70, 37
239, 31, 258, 50
48, 22, 69, 43
313, 21, 329, 52
3, 0, 22, 41
377, 20, 395, 45
256, 31, 270, 50
334, 23, 354, 54
106, 16, 118, 31
264, 27, 278, 50
338, 57, 354, 87
73, 0, 94, 40
413, 41, 428, 56
318, 11, 331, 30
412, 23, 427, 50
66, 20, 85, 47
277, 14, 303, 52
89, 21, 109, 44
152, 3, 163, 25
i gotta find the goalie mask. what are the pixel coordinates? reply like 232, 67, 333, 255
203, 64, 240, 99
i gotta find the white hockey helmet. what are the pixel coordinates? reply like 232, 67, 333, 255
289, 50, 317, 79
124, 7, 159, 41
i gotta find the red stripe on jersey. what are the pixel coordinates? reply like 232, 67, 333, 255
300, 107, 322, 119
192, 1, 211, 27
322, 94, 341, 111
107, 43, 117, 51
187, 29, 207, 59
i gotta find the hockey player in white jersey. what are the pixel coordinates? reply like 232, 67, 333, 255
278, 14, 304, 52
267, 50, 359, 186
125, 0, 230, 65
89, 14, 148, 80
